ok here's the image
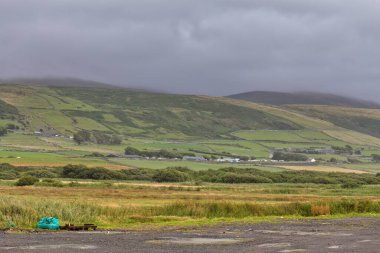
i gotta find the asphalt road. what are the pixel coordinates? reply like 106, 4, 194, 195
0, 218, 379, 253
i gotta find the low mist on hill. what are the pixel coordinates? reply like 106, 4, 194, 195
1, 1, 380, 101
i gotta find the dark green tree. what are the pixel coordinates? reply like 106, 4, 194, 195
73, 130, 91, 144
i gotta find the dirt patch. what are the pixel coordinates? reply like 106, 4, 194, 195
278, 250, 306, 253
147, 237, 245, 245
258, 243, 292, 248
0, 244, 97, 250
254, 230, 352, 236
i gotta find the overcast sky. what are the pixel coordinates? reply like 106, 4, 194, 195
0, 0, 379, 100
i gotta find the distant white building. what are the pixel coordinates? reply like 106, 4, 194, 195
248, 159, 269, 162
182, 156, 207, 161
216, 158, 240, 163
270, 160, 285, 163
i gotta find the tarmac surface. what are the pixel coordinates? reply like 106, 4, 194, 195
0, 217, 379, 253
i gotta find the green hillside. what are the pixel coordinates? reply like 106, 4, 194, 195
0, 84, 303, 139
288, 105, 380, 139
1, 83, 380, 144
228, 91, 380, 108
227, 90, 380, 141
0, 82, 380, 174
0, 98, 18, 118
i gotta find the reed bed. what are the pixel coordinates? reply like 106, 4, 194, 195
1, 195, 379, 229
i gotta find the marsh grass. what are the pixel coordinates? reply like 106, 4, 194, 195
1, 195, 379, 229
0, 181, 379, 229
154, 200, 380, 218
0, 196, 136, 228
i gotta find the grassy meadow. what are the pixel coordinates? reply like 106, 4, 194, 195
0, 182, 379, 229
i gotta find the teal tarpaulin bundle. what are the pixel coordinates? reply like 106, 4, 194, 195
36, 217, 60, 230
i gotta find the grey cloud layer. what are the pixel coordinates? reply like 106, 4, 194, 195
0, 0, 379, 100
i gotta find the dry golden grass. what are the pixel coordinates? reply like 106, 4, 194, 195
213, 97, 334, 130
311, 205, 330, 216
1, 184, 378, 208
1, 183, 379, 229
276, 165, 368, 174
289, 105, 380, 120
324, 129, 380, 147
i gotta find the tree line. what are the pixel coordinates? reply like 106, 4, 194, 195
2, 163, 378, 188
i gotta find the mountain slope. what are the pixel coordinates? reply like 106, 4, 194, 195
228, 91, 380, 108
0, 77, 119, 88
0, 99, 18, 118
0, 84, 302, 139
1, 82, 380, 146
288, 105, 380, 139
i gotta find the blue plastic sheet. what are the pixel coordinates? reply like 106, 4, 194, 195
36, 217, 60, 230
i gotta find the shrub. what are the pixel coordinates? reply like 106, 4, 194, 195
239, 156, 250, 161
341, 181, 361, 189
219, 173, 272, 184
37, 179, 64, 187
0, 127, 8, 136
272, 152, 308, 161
333, 145, 353, 155
347, 158, 361, 164
62, 164, 126, 180
0, 171, 18, 180
157, 149, 179, 159
15, 176, 39, 186
312, 177, 338, 184
125, 147, 183, 159
153, 169, 190, 182
372, 154, 380, 162
85, 152, 105, 157
121, 168, 155, 181
24, 170, 58, 178
5, 123, 19, 130
73, 130, 91, 144
0, 126, 7, 136
93, 132, 122, 145
52, 164, 380, 186
125, 147, 141, 155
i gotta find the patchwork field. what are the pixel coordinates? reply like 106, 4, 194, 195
276, 165, 368, 174
0, 130, 379, 174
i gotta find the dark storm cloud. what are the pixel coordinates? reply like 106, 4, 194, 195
0, 0, 380, 100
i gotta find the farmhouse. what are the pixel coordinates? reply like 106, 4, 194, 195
182, 156, 207, 161
216, 158, 240, 163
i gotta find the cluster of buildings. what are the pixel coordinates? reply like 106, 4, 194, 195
271, 147, 335, 154
183, 156, 241, 163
